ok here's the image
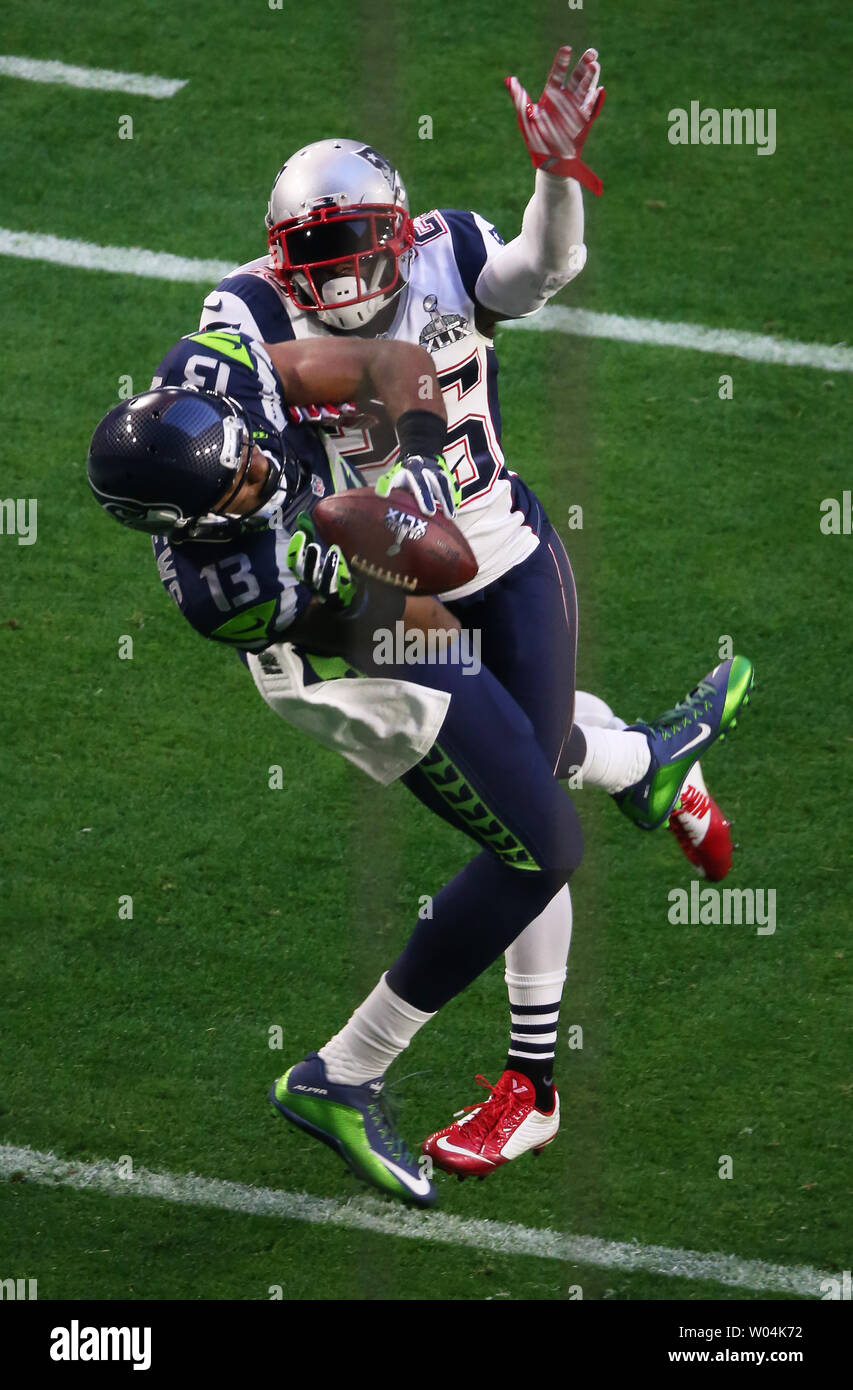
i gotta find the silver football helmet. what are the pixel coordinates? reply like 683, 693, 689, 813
265, 138, 414, 331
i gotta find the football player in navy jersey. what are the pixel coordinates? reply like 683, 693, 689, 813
88, 326, 754, 1204
193, 45, 740, 1174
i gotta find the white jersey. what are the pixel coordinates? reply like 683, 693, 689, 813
199, 209, 546, 599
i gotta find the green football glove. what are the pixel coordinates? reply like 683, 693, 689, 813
286, 511, 358, 612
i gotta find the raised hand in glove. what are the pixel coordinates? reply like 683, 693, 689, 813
505, 45, 605, 196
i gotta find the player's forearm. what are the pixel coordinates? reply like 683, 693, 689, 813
475, 171, 587, 321
286, 592, 460, 662
265, 337, 445, 429
362, 340, 446, 427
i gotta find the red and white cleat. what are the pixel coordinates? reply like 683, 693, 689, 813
669, 761, 733, 881
422, 1071, 560, 1179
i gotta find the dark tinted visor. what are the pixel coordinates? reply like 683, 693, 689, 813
284, 214, 396, 267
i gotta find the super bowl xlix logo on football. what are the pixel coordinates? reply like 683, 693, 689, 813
384, 506, 428, 556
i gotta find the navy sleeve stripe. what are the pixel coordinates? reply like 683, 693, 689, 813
439, 209, 489, 302
216, 274, 295, 344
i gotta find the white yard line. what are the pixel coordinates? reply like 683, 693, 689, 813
0, 226, 848, 372
0, 56, 186, 98
0, 1143, 832, 1296
0, 230, 230, 284
503, 304, 853, 373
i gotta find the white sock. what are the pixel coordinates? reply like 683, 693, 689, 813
576, 722, 651, 794
505, 885, 572, 978
504, 886, 571, 1075
319, 973, 435, 1086
574, 690, 628, 730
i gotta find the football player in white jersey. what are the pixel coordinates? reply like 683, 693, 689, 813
197, 46, 735, 1176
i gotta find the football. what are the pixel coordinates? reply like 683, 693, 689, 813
313, 489, 478, 595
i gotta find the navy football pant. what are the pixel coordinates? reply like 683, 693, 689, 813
379, 528, 585, 1013
447, 522, 587, 771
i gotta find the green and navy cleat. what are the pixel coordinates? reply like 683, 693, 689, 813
269, 1052, 437, 1207
614, 655, 755, 831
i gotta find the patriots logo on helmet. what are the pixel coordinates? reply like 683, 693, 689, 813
356, 144, 396, 185
384, 505, 428, 556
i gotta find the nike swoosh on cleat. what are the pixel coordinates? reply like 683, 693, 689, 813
373, 1152, 435, 1195
674, 810, 711, 845
436, 1136, 495, 1164
673, 723, 711, 758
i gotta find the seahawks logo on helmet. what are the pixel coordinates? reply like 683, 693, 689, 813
98, 496, 186, 533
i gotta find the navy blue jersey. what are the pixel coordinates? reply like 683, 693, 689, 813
149, 330, 360, 651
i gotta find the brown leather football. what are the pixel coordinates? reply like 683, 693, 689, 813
313, 489, 477, 595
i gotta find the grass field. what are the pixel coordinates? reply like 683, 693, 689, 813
1, 0, 851, 1303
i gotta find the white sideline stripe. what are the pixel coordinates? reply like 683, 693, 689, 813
0, 1143, 832, 1296
0, 230, 231, 284
0, 55, 186, 98
504, 304, 853, 373
0, 226, 849, 373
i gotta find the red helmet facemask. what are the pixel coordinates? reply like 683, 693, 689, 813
267, 202, 415, 314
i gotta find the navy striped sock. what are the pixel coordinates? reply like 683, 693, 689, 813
505, 999, 560, 1111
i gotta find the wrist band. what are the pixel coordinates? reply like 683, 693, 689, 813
396, 409, 447, 460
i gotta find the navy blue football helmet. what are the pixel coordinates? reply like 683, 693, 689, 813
87, 387, 304, 541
